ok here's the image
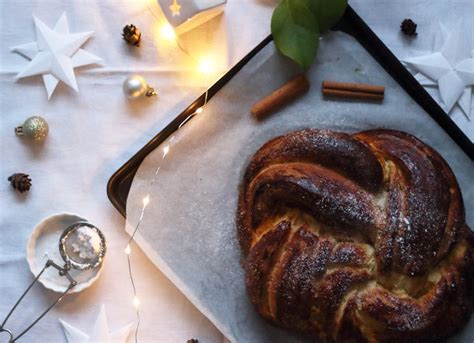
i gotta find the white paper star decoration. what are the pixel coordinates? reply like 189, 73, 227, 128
60, 305, 134, 343
403, 22, 474, 119
11, 13, 102, 99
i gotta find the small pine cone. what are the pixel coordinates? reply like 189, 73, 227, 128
187, 340, 198, 343
122, 24, 141, 46
8, 173, 32, 193
401, 19, 417, 36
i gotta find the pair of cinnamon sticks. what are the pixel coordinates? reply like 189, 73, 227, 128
251, 76, 385, 120
322, 80, 385, 101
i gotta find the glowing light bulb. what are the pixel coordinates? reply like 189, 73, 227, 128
125, 244, 131, 255
198, 58, 214, 74
195, 107, 203, 114
143, 195, 150, 207
133, 296, 140, 308
160, 24, 176, 41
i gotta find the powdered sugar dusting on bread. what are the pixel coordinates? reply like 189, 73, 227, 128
238, 129, 474, 342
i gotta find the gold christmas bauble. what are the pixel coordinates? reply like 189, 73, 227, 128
15, 116, 49, 141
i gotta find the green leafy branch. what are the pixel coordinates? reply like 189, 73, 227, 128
271, 0, 348, 69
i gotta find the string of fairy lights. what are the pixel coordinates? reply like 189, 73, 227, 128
124, 5, 212, 339
124, 95, 208, 341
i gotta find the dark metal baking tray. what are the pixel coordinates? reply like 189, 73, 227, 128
107, 5, 474, 217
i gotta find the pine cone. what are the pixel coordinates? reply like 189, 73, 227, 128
400, 18, 417, 36
8, 173, 32, 193
122, 24, 141, 46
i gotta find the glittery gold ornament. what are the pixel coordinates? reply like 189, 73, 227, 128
15, 116, 49, 141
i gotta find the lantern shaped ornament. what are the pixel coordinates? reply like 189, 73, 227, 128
157, 0, 226, 35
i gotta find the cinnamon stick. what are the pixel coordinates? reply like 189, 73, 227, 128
252, 75, 310, 120
322, 88, 384, 101
322, 80, 385, 95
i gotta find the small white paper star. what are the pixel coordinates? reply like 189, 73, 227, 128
403, 22, 474, 119
60, 305, 134, 343
169, 0, 181, 16
11, 13, 102, 99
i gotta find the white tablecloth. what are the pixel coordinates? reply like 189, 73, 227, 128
0, 1, 472, 342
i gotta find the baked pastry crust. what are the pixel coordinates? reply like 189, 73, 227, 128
237, 129, 474, 342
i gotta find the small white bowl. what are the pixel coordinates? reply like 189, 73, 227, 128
26, 213, 105, 293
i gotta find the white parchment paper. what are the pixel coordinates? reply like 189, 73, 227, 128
126, 32, 474, 342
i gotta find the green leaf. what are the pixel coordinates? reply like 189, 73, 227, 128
271, 0, 320, 69
307, 0, 348, 33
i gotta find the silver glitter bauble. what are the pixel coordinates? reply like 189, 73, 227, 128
122, 74, 157, 99
15, 116, 49, 141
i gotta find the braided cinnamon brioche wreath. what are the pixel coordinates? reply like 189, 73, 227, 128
237, 129, 473, 342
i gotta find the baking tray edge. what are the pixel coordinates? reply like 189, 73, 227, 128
107, 5, 474, 217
